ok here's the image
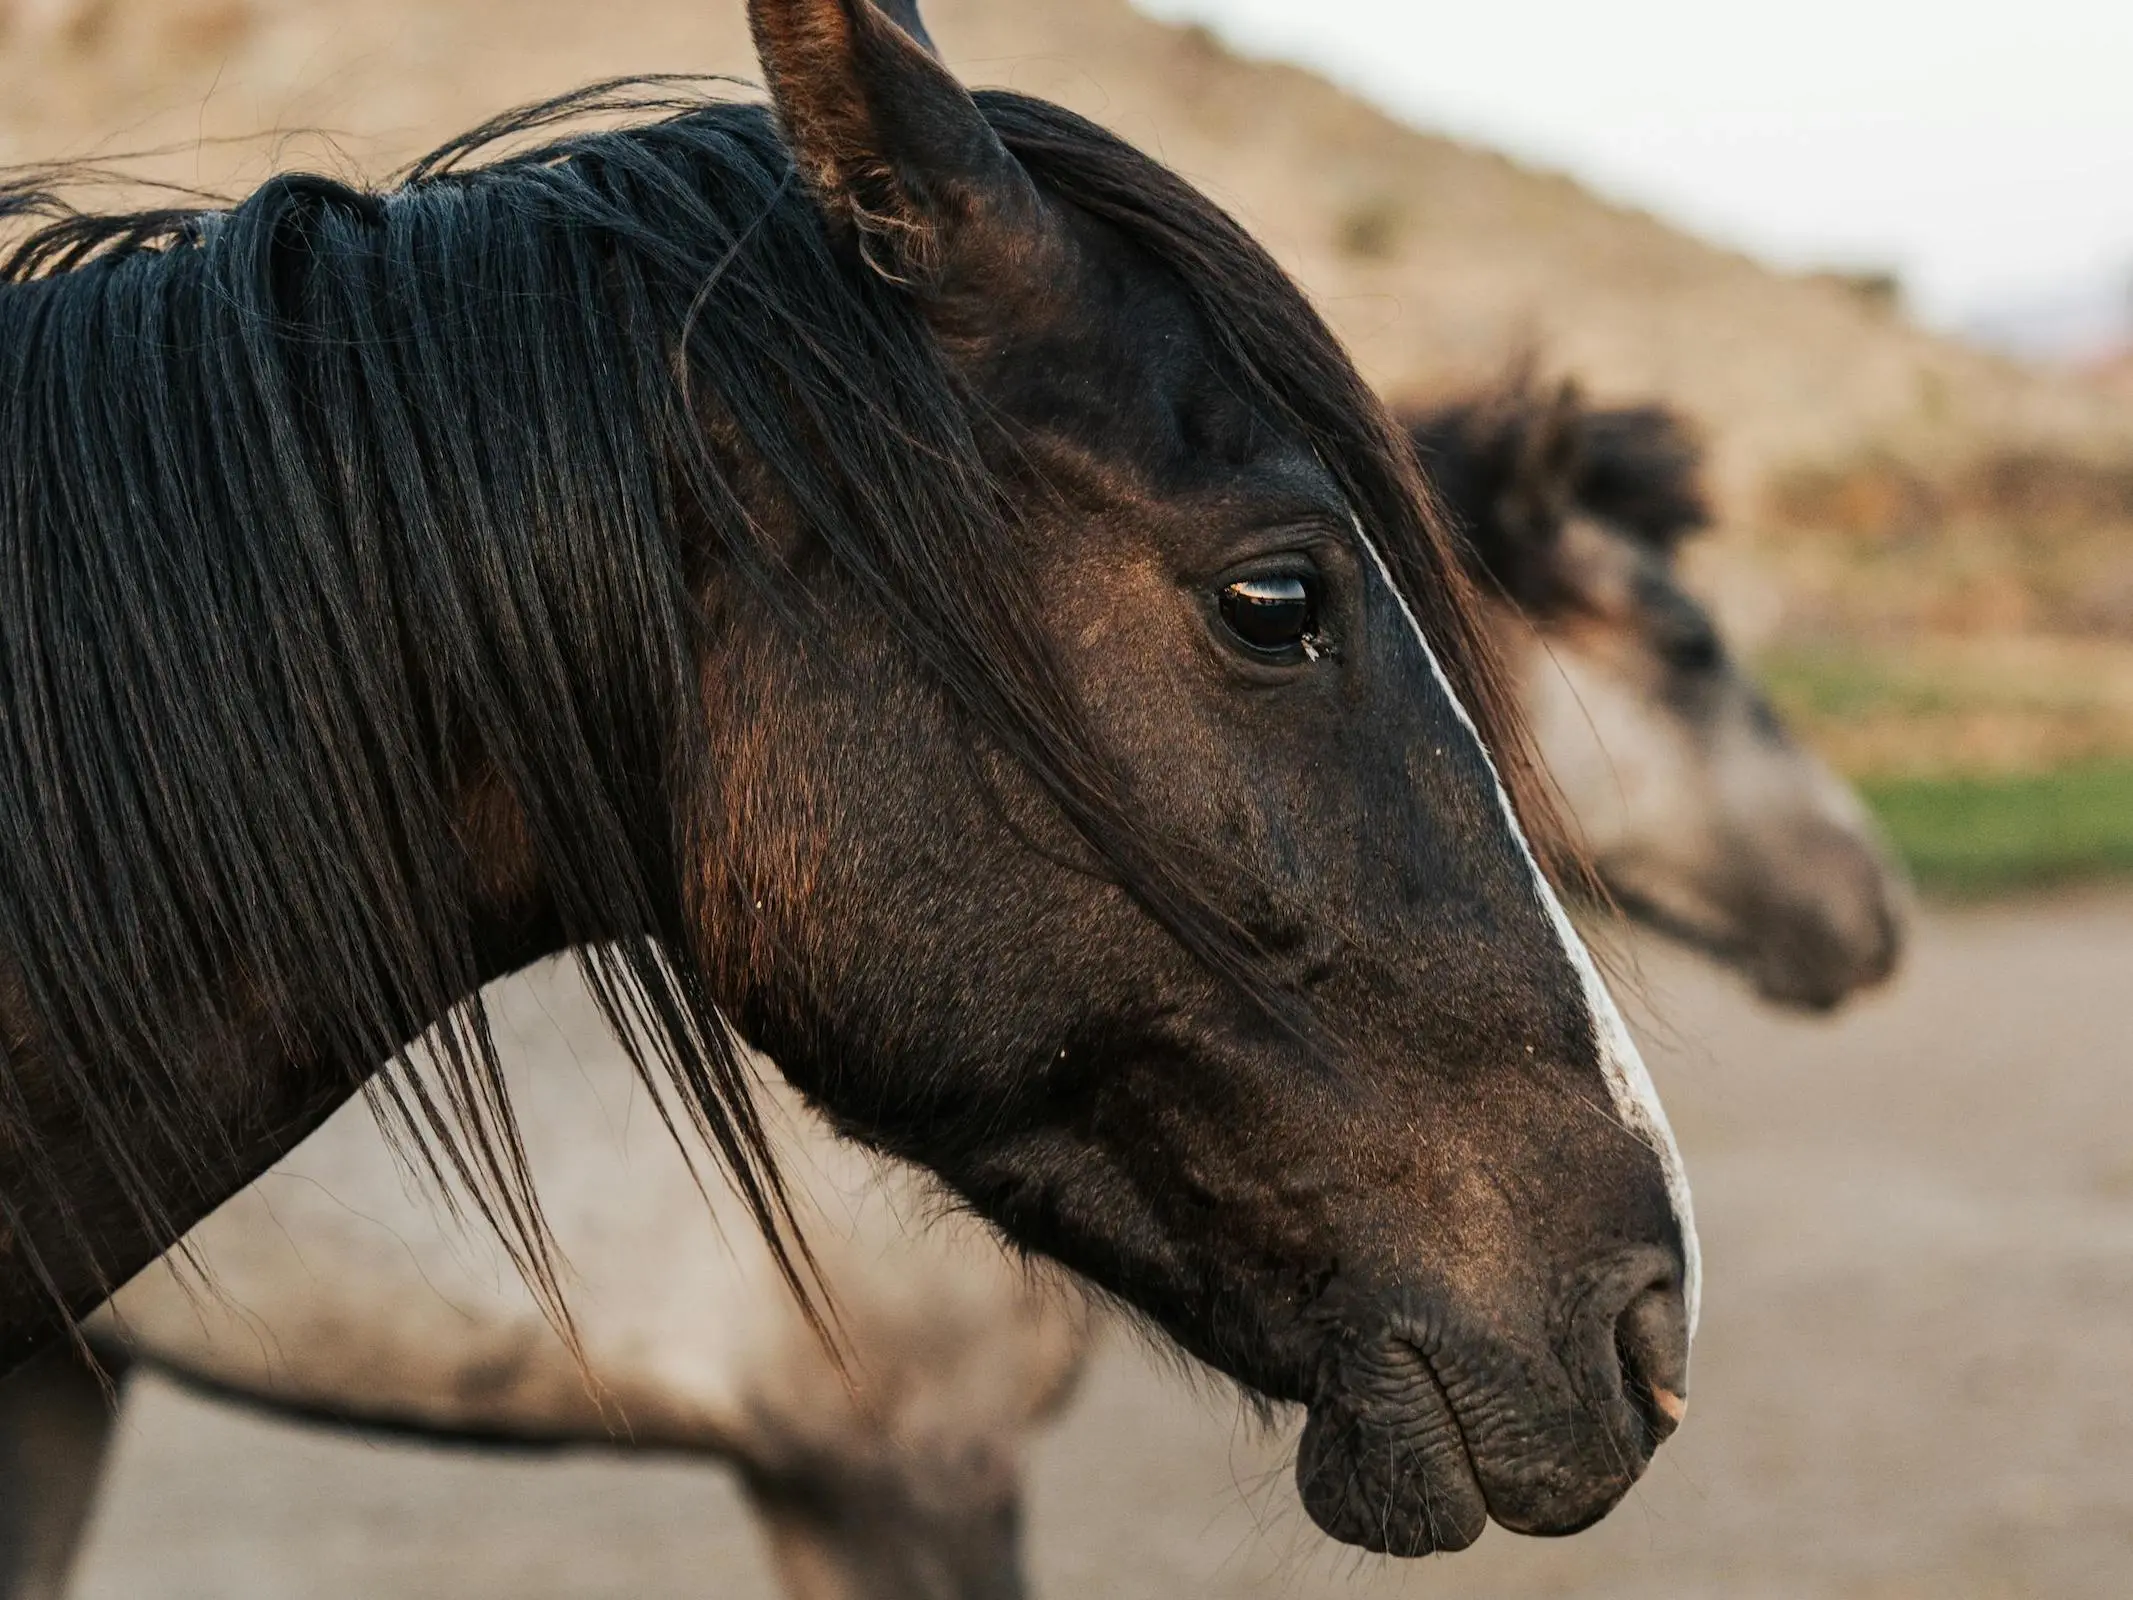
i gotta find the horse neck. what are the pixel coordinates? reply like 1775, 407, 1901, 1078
0, 739, 582, 1374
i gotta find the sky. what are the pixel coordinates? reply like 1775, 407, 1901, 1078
1132, 0, 2133, 341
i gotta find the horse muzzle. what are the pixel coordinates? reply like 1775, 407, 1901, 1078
1296, 1247, 1690, 1555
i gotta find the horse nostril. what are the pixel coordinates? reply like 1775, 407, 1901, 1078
1613, 1283, 1691, 1447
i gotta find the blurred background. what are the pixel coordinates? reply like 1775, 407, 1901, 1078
4, 0, 2131, 1595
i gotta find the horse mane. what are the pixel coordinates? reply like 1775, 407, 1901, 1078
1574, 403, 1712, 554
0, 79, 1536, 1338
1403, 380, 1714, 613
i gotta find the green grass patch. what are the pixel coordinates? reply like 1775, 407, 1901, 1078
1861, 762, 2133, 898
1758, 644, 1961, 721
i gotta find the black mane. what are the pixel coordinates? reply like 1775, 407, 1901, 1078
1404, 381, 1713, 613
1575, 403, 1712, 552
0, 82, 1512, 1327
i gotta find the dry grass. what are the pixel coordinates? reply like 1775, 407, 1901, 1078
1764, 443, 2133, 641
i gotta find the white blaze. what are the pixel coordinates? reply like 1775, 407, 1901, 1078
1354, 524, 1701, 1335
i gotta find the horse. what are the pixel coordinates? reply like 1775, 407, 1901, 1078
5, 972, 1091, 1600
1, 382, 1860, 1600
0, 0, 1698, 1567
1407, 380, 1907, 1011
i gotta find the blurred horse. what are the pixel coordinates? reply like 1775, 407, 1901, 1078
1409, 380, 1906, 1010
7, 970, 1088, 1600
0, 379, 1897, 1600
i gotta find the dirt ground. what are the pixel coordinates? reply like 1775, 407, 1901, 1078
47, 889, 2133, 1598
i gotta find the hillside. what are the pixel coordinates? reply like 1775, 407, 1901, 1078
3, 0, 2128, 482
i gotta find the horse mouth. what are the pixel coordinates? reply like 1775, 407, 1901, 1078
1294, 1328, 1489, 1556
1294, 1261, 1684, 1555
1607, 869, 1902, 1013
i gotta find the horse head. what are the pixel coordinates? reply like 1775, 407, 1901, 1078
1410, 381, 1906, 1010
726, 0, 1698, 1553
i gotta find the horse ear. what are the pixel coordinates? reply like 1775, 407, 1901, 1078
870, 0, 938, 56
748, 0, 1048, 287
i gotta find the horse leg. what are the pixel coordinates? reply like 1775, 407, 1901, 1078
742, 1458, 1027, 1600
0, 1344, 126, 1600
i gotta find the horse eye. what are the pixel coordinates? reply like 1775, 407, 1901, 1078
1219, 574, 1319, 658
